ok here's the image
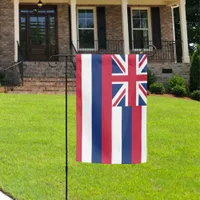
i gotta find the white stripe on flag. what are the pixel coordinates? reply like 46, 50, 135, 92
112, 107, 122, 164
81, 54, 92, 162
141, 106, 147, 163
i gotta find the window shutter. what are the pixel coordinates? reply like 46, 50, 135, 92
68, 6, 72, 45
97, 7, 107, 49
151, 7, 162, 49
127, 7, 132, 50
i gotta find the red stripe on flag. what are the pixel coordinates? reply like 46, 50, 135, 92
128, 54, 142, 164
113, 55, 126, 73
113, 89, 126, 107
132, 107, 142, 164
112, 75, 146, 82
139, 84, 147, 97
102, 55, 112, 164
76, 54, 82, 162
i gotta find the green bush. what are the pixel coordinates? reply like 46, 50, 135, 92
171, 85, 187, 97
149, 82, 165, 94
190, 44, 200, 92
190, 90, 200, 101
168, 75, 186, 93
147, 68, 157, 89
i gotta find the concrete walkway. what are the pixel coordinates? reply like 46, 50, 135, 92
0, 191, 12, 200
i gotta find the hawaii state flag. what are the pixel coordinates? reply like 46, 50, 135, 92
76, 54, 147, 164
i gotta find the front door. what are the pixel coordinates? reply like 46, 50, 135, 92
20, 6, 57, 61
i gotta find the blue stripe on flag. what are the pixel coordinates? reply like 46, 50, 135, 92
92, 55, 102, 163
122, 107, 132, 164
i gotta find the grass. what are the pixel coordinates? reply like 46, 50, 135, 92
68, 95, 200, 200
0, 94, 66, 200
0, 94, 199, 200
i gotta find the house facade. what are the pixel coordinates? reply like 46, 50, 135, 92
0, 0, 190, 86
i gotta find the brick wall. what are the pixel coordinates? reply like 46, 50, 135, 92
106, 6, 123, 41
58, 4, 70, 55
149, 63, 190, 87
0, 0, 14, 69
160, 6, 174, 41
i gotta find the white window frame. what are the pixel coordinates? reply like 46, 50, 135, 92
77, 7, 98, 51
131, 7, 152, 51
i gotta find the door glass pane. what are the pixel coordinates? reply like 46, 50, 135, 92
50, 16, 56, 45
20, 17, 26, 40
79, 30, 94, 49
30, 16, 46, 45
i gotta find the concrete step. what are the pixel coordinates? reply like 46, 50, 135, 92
8, 77, 76, 94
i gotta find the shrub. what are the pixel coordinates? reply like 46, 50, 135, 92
171, 85, 187, 97
168, 75, 186, 93
190, 90, 200, 101
147, 68, 157, 89
190, 44, 200, 92
149, 82, 165, 94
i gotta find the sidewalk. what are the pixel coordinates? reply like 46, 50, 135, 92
0, 191, 12, 200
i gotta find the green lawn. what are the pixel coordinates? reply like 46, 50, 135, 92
68, 95, 200, 200
0, 94, 199, 200
0, 94, 66, 200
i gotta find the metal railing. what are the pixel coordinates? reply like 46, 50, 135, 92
77, 40, 124, 54
4, 61, 24, 92
130, 40, 176, 62
75, 40, 176, 62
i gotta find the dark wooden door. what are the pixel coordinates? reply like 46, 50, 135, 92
20, 7, 57, 61
28, 15, 47, 60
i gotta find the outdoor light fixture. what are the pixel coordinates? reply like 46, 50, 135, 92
37, 0, 43, 7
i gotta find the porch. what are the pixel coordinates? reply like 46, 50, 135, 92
0, 0, 191, 93
9, 0, 189, 64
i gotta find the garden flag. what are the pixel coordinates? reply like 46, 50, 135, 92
76, 54, 147, 164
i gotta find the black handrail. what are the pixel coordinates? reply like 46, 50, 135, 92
3, 42, 24, 92
17, 41, 24, 86
4, 61, 23, 72
4, 61, 24, 92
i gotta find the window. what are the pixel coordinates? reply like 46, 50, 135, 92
131, 8, 152, 49
77, 8, 97, 50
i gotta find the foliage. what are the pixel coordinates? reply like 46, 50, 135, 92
189, 44, 200, 92
190, 90, 200, 101
168, 75, 186, 93
149, 82, 165, 94
171, 85, 187, 97
147, 68, 157, 89
174, 0, 200, 60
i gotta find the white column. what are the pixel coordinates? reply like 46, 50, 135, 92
179, 0, 190, 63
14, 0, 19, 62
70, 0, 77, 50
171, 7, 177, 63
121, 0, 130, 55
